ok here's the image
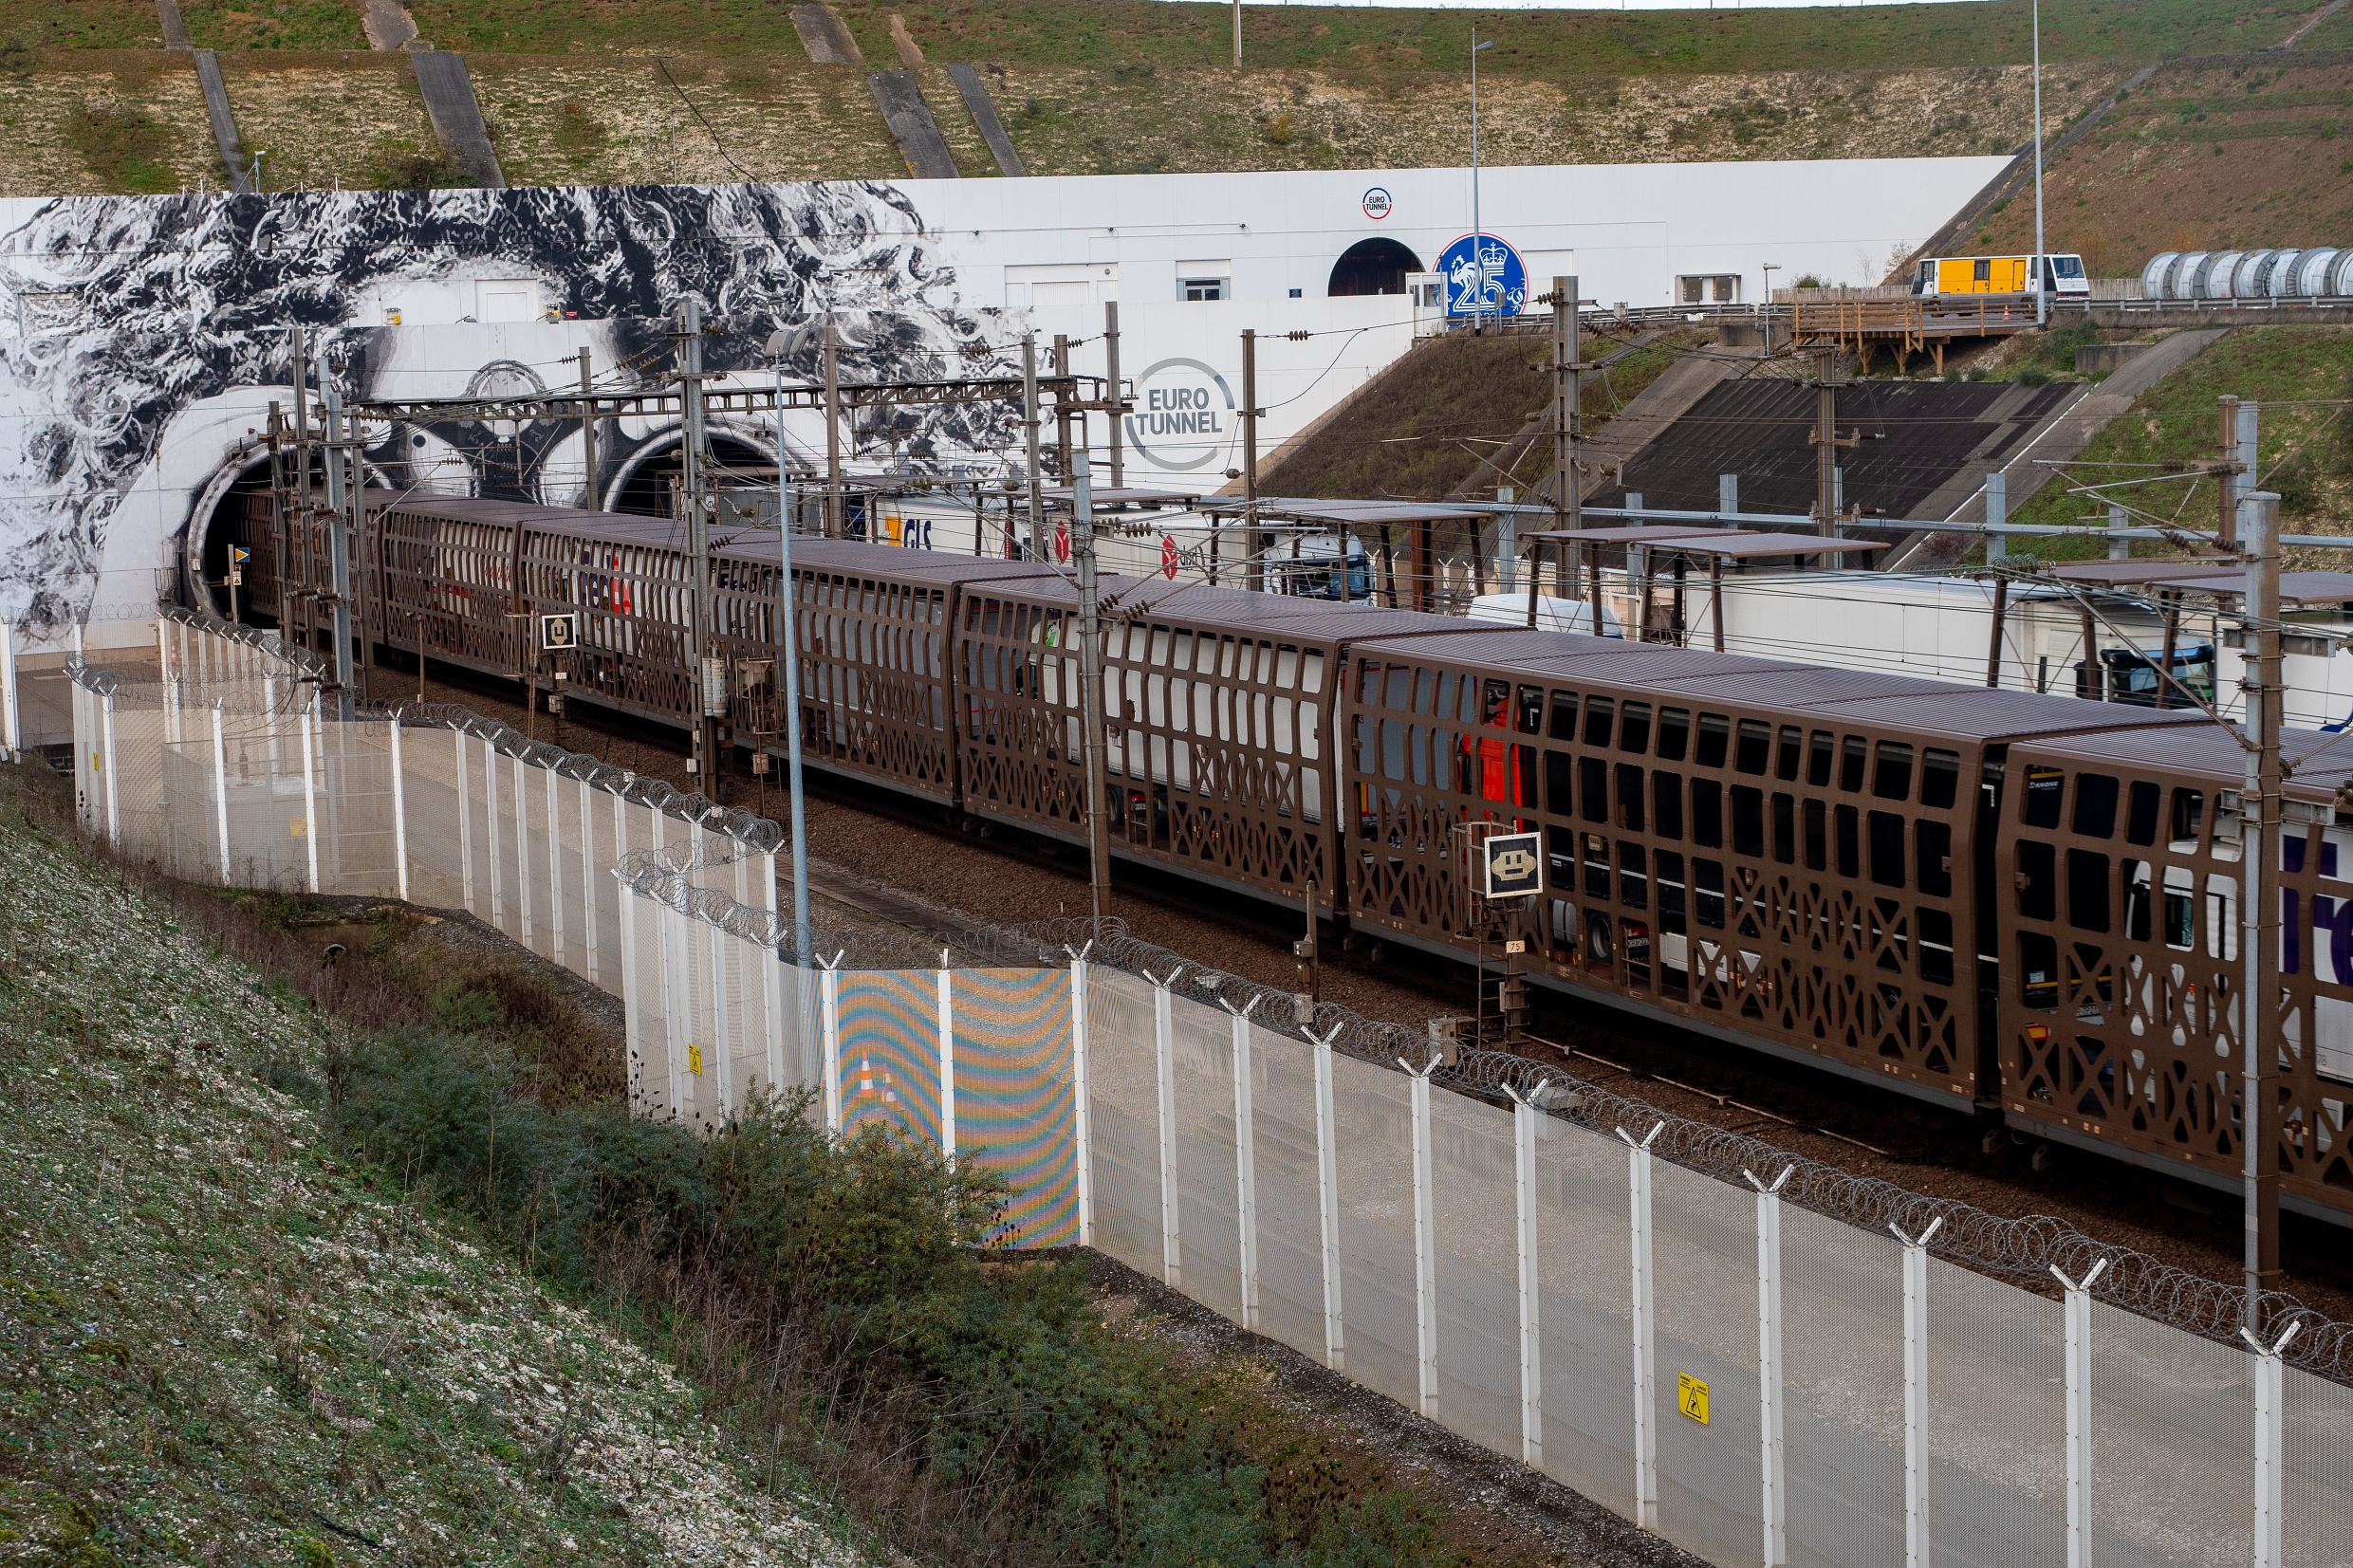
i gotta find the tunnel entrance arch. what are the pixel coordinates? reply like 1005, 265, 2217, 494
609, 430, 781, 518
1328, 238, 1422, 297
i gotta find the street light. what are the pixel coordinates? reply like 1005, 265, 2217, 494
2031, 0, 2047, 326
763, 325, 817, 968
1761, 262, 1781, 354
1471, 34, 1496, 334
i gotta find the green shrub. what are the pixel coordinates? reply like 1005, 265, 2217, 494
328, 1013, 1462, 1564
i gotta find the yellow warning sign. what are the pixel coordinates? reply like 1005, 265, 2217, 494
1677, 1373, 1710, 1426
687, 1044, 704, 1077
289, 817, 308, 839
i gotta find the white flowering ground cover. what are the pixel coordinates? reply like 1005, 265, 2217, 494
0, 777, 878, 1567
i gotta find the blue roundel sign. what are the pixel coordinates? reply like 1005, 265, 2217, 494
1438, 232, 1528, 319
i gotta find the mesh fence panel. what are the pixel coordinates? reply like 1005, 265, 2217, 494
320, 718, 399, 897
1429, 1086, 1522, 1462
2283, 1361, 2353, 1568
1926, 1255, 2066, 1568
1170, 990, 1242, 1322
1083, 966, 1162, 1280
1329, 1050, 1418, 1412
394, 727, 466, 910
720, 929, 767, 1109
1534, 1117, 1636, 1518
1247, 1024, 1328, 1366
674, 911, 722, 1131
953, 968, 1077, 1250
625, 876, 671, 1118
2088, 1298, 2251, 1568
1650, 1157, 1765, 1568
837, 969, 943, 1149
1781, 1203, 1904, 1568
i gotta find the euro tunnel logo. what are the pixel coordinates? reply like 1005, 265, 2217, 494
1126, 358, 1237, 472
1481, 832, 1543, 899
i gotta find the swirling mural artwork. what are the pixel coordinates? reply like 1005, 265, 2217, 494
0, 180, 1015, 633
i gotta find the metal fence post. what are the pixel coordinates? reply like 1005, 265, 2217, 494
707, 900, 731, 1117
2051, 1257, 2109, 1568
1619, 1121, 1664, 1531
101, 690, 120, 849
1144, 966, 1185, 1289
1890, 1215, 1944, 1568
1401, 1048, 1440, 1420
1067, 949, 1094, 1247
660, 895, 688, 1119
388, 719, 409, 903
1223, 997, 1262, 1331
820, 950, 843, 1135
582, 779, 601, 986
1309, 1023, 1345, 1373
1508, 1081, 1547, 1469
618, 847, 642, 1114
455, 731, 474, 914
0, 618, 18, 759
937, 949, 956, 1161
298, 697, 320, 892
545, 765, 563, 967
211, 701, 232, 883
485, 737, 504, 927
759, 848, 780, 1088
1746, 1165, 1795, 1568
512, 753, 533, 949
2243, 1319, 2302, 1568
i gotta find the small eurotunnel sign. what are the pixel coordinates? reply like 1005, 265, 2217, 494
1480, 831, 1543, 899
539, 611, 579, 652
1677, 1373, 1711, 1426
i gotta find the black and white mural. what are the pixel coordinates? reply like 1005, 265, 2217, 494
0, 180, 1018, 644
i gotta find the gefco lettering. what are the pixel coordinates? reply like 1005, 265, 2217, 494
1142, 385, 1222, 436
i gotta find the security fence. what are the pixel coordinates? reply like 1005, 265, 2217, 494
63, 611, 2353, 1568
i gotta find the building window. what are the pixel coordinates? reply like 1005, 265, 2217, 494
1182, 277, 1228, 302
1677, 274, 1741, 305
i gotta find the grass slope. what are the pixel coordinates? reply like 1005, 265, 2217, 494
1992, 326, 2353, 565
1975, 49, 2353, 272
0, 772, 868, 1566
387, 0, 2317, 74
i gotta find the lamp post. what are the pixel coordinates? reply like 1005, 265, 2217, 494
763, 328, 816, 968
2032, 0, 2047, 326
1471, 33, 1496, 333
1761, 263, 1781, 355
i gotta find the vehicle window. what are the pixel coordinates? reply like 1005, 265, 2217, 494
2126, 781, 2160, 845
1836, 804, 1860, 878
1653, 772, 1684, 839
1808, 730, 1835, 788
2023, 766, 2065, 829
1619, 842, 1649, 910
1547, 751, 1573, 816
1840, 736, 1868, 793
1584, 696, 1615, 748
1874, 742, 1915, 802
1515, 684, 1545, 735
1548, 690, 1578, 740
2169, 789, 2204, 851
1656, 708, 1691, 762
2016, 840, 2056, 921
1696, 713, 1731, 768
1581, 756, 1609, 823
1777, 727, 1803, 782
1692, 779, 1724, 847
1616, 764, 1646, 831
1621, 702, 1653, 754
1695, 858, 1726, 928
2072, 773, 2120, 839
1869, 811, 1906, 887
1805, 800, 1826, 871
1921, 748, 1960, 810
1732, 786, 1765, 858
1736, 720, 1771, 775
1484, 679, 1512, 729
2067, 849, 2110, 932
1918, 821, 1953, 897
1772, 794, 1796, 864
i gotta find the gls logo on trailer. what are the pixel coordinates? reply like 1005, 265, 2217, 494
1124, 358, 1237, 472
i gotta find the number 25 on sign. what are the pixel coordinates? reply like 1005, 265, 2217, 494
1677, 1373, 1710, 1426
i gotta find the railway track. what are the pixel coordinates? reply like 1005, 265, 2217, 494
379, 645, 2353, 1323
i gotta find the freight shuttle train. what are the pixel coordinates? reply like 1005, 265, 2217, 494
220, 496, 2353, 1221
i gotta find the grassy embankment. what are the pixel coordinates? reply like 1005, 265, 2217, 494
1977, 325, 2353, 566
0, 759, 1526, 1566
1267, 324, 1699, 501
